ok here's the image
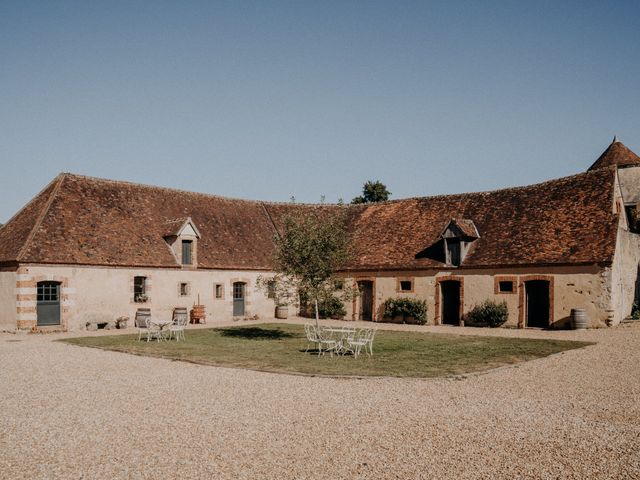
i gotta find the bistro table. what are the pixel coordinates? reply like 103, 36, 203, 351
149, 318, 174, 340
321, 327, 357, 355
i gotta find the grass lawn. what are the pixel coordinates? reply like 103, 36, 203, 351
62, 323, 593, 378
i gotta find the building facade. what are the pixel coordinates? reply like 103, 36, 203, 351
1, 139, 640, 331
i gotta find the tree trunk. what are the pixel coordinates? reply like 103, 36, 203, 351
314, 298, 320, 329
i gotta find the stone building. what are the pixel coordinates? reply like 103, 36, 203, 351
1, 138, 639, 331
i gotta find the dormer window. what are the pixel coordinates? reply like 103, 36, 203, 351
182, 240, 192, 265
163, 217, 201, 268
440, 219, 479, 267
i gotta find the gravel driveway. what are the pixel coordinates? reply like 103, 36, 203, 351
1, 322, 639, 479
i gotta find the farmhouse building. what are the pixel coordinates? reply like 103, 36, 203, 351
1, 138, 640, 331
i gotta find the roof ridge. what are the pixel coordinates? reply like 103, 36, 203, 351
61, 172, 338, 207
58, 167, 613, 211
16, 173, 67, 261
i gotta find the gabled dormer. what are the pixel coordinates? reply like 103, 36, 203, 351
439, 219, 479, 266
163, 217, 201, 268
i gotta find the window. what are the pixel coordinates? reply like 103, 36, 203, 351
182, 240, 192, 265
267, 280, 276, 299
134, 276, 147, 302
334, 279, 344, 290
215, 284, 224, 299
37, 282, 60, 302
495, 276, 517, 294
179, 282, 190, 296
400, 280, 412, 292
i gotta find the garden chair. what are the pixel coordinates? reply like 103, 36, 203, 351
168, 313, 188, 341
364, 328, 377, 356
145, 317, 164, 342
304, 324, 322, 353
136, 308, 152, 341
346, 328, 369, 358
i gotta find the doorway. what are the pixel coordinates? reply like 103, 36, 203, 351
440, 280, 461, 325
358, 281, 374, 321
37, 281, 61, 326
233, 282, 246, 316
525, 280, 550, 328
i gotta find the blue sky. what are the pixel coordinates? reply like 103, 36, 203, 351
1, 1, 639, 222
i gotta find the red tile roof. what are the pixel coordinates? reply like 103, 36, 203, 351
0, 167, 620, 270
589, 138, 640, 171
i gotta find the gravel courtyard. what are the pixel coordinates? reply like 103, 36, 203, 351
1, 321, 639, 479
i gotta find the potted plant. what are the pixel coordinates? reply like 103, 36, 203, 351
135, 293, 148, 303
382, 298, 427, 325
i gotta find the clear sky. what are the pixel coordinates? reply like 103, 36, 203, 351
1, 1, 639, 222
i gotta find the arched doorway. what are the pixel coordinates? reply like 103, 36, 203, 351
357, 281, 374, 321
37, 281, 61, 326
232, 282, 246, 316
440, 280, 461, 325
525, 280, 550, 328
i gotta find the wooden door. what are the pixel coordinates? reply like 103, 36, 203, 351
358, 281, 373, 321
233, 282, 245, 316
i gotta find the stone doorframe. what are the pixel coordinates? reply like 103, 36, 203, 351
434, 275, 464, 325
518, 275, 554, 328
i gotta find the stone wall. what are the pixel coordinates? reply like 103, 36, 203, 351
344, 264, 610, 328
610, 227, 640, 325
12, 265, 280, 331
0, 269, 16, 331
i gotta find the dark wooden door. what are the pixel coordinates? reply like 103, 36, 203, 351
441, 281, 460, 325
233, 282, 245, 316
526, 280, 549, 328
37, 281, 61, 326
358, 281, 373, 321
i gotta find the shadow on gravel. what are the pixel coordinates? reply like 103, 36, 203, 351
218, 326, 296, 340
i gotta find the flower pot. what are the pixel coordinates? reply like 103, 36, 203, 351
392, 315, 404, 324
275, 306, 289, 319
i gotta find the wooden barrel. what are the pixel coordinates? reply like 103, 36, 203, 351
275, 306, 288, 319
135, 308, 151, 328
571, 308, 587, 330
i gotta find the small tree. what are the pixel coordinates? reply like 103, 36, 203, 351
262, 205, 356, 328
351, 180, 391, 204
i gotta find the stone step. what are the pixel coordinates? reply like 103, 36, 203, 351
621, 317, 640, 324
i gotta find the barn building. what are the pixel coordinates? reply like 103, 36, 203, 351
1, 138, 639, 331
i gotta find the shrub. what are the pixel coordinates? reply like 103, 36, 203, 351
382, 298, 427, 325
299, 292, 346, 319
465, 300, 508, 328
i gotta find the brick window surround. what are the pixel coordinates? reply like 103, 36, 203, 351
494, 276, 518, 294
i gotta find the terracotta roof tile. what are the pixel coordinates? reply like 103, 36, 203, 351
0, 167, 620, 271
588, 138, 640, 171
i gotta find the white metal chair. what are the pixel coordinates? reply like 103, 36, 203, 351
304, 324, 322, 353
364, 328, 377, 356
136, 308, 151, 341
145, 317, 164, 342
346, 328, 376, 357
168, 313, 188, 341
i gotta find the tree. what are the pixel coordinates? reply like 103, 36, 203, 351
351, 180, 391, 204
259, 206, 356, 328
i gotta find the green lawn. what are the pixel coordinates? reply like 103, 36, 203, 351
62, 323, 593, 378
